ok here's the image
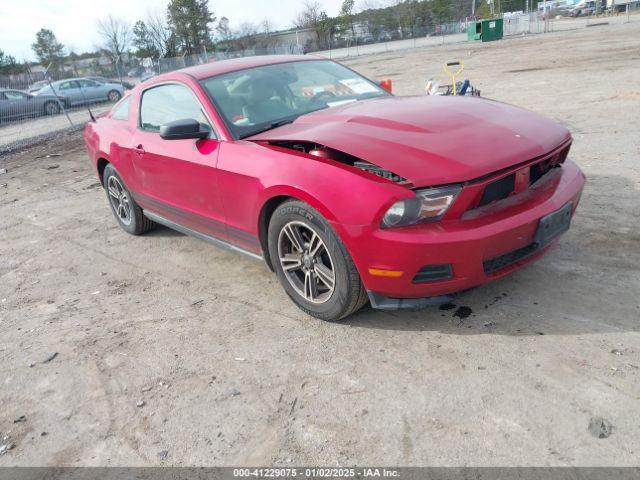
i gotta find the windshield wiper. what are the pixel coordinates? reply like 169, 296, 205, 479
239, 117, 297, 139
269, 118, 295, 129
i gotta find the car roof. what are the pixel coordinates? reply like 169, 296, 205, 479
158, 54, 320, 82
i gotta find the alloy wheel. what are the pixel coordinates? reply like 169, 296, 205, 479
107, 176, 132, 226
277, 221, 335, 304
45, 102, 59, 115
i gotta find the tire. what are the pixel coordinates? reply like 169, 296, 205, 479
43, 101, 60, 115
268, 200, 368, 321
103, 164, 155, 235
107, 90, 121, 102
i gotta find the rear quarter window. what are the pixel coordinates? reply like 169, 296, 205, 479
111, 96, 130, 121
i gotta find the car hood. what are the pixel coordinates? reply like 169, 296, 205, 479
248, 95, 571, 186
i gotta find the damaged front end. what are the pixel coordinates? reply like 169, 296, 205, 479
260, 140, 411, 186
255, 139, 465, 228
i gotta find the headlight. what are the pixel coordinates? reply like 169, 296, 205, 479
381, 185, 461, 228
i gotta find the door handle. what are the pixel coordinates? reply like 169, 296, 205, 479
132, 144, 145, 155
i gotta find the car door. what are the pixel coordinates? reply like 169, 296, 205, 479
3, 90, 34, 118
77, 79, 101, 102
129, 82, 228, 242
57, 80, 82, 105
0, 92, 11, 120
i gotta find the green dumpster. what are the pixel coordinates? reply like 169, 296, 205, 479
467, 21, 481, 41
467, 18, 503, 42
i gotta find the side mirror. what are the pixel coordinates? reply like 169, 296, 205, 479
159, 118, 210, 140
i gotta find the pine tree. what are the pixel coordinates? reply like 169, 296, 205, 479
166, 0, 216, 55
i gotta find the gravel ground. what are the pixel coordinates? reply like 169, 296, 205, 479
1, 20, 639, 467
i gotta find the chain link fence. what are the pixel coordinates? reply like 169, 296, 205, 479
316, 20, 469, 60
0, 59, 136, 155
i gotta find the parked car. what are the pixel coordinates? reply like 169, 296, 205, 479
140, 70, 157, 83
36, 78, 123, 106
28, 80, 49, 94
86, 76, 135, 90
128, 67, 144, 77
0, 88, 65, 123
83, 56, 585, 321
570, 1, 596, 16
85, 76, 109, 83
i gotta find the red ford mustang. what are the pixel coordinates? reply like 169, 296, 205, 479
84, 55, 585, 321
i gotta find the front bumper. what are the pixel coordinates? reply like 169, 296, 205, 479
340, 159, 586, 301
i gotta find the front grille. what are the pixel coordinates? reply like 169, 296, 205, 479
483, 243, 538, 274
530, 159, 560, 185
412, 264, 453, 283
474, 144, 571, 209
478, 173, 515, 207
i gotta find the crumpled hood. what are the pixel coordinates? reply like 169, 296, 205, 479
248, 95, 571, 186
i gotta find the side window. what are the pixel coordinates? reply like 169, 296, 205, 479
59, 81, 79, 91
79, 80, 98, 87
4, 91, 28, 100
111, 96, 130, 121
140, 83, 209, 133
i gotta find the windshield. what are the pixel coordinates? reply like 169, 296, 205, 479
200, 59, 389, 139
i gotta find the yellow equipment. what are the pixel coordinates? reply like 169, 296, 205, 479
443, 61, 465, 96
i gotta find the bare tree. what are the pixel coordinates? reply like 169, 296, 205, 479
146, 9, 174, 57
216, 17, 233, 42
234, 22, 259, 49
293, 1, 336, 50
96, 15, 131, 61
260, 18, 273, 35
293, 0, 323, 29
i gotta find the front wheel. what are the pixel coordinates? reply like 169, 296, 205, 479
268, 200, 368, 321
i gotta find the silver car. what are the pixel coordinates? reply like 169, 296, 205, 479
28, 80, 49, 94
35, 78, 124, 106
0, 88, 65, 123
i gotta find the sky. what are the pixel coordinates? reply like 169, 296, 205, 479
0, 0, 345, 62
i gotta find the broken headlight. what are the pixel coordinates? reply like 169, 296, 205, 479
381, 185, 461, 228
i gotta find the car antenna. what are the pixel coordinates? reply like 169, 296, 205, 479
87, 104, 96, 122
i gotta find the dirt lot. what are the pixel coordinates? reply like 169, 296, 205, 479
1, 20, 639, 466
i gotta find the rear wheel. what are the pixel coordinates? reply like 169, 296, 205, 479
103, 164, 155, 235
44, 101, 60, 115
108, 90, 121, 102
268, 200, 367, 321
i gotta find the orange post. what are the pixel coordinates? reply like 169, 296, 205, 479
380, 79, 393, 93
